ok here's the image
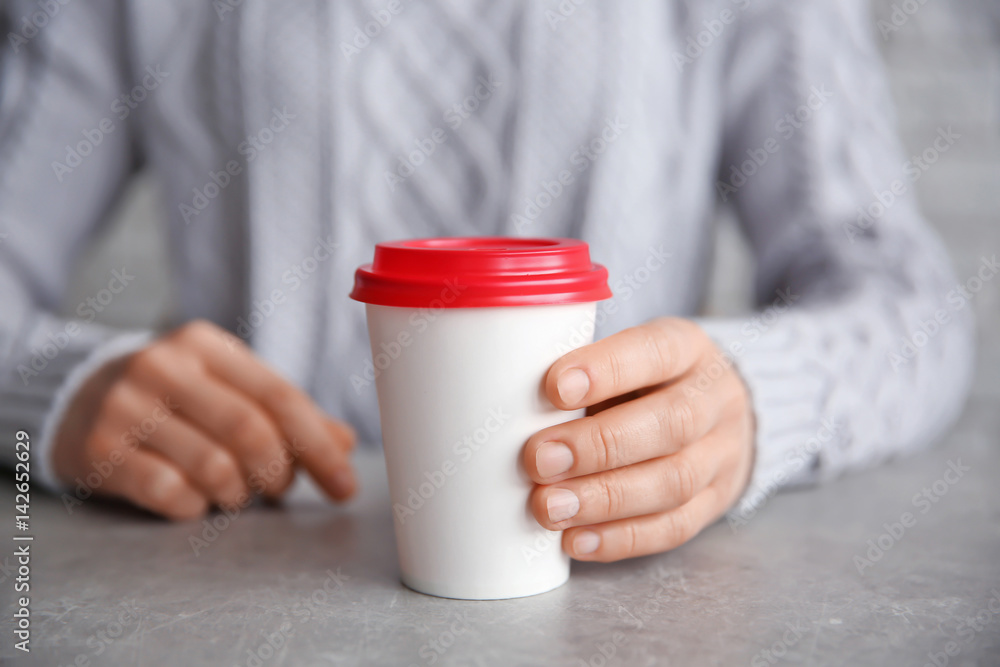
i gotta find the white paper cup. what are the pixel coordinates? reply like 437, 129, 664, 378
351, 238, 611, 600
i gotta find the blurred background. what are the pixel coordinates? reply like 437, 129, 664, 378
64, 0, 1000, 400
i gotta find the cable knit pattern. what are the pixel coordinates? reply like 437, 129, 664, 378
699, 0, 974, 520
0, 0, 974, 522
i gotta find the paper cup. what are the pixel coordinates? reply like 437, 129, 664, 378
351, 238, 611, 600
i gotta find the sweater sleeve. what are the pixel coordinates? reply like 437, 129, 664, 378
700, 0, 975, 525
0, 0, 154, 490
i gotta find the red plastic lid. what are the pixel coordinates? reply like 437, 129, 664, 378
350, 237, 612, 308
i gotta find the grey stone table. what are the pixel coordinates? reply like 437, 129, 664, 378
2, 397, 999, 667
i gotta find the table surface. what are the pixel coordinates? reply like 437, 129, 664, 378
2, 396, 999, 667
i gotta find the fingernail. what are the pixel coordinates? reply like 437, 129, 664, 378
332, 468, 356, 498
546, 488, 580, 523
150, 468, 182, 503
573, 530, 601, 555
536, 442, 574, 478
557, 368, 590, 406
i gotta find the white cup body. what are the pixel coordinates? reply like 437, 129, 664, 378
365, 302, 597, 599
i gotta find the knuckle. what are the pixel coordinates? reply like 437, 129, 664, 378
261, 382, 299, 416
661, 398, 698, 445
268, 465, 295, 493
129, 345, 172, 378
200, 451, 240, 488
221, 407, 269, 448
177, 319, 215, 342
687, 320, 712, 349
101, 382, 133, 416
333, 420, 358, 448
650, 327, 680, 374
251, 451, 294, 495
639, 322, 664, 356
603, 350, 628, 393
590, 419, 624, 470
87, 430, 116, 459
667, 459, 698, 503
147, 468, 189, 506
620, 521, 639, 558
598, 476, 628, 518
661, 509, 696, 548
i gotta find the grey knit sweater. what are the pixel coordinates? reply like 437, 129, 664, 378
0, 0, 974, 520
